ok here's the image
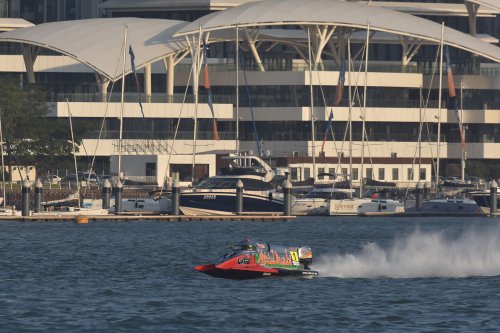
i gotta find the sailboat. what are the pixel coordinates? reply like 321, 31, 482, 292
324, 29, 403, 216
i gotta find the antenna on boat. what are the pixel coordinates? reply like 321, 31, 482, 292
66, 99, 81, 207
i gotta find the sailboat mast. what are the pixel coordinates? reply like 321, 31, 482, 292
436, 22, 444, 197
66, 99, 80, 207
359, 23, 370, 199
418, 85, 423, 181
118, 25, 128, 180
235, 26, 240, 154
307, 27, 316, 179
0, 112, 6, 209
348, 36, 353, 191
191, 26, 202, 183
460, 79, 465, 182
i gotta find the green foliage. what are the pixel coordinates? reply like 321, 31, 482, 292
0, 77, 79, 173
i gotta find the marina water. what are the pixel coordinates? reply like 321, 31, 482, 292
1, 217, 500, 332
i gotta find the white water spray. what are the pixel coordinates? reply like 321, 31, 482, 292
314, 227, 500, 278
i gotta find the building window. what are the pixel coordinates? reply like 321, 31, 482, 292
329, 168, 336, 180
291, 167, 298, 180
303, 167, 311, 180
366, 168, 373, 180
352, 168, 359, 181
146, 163, 156, 177
392, 168, 399, 181
318, 168, 325, 180
378, 168, 385, 180
420, 168, 426, 181
341, 168, 347, 180
407, 168, 414, 181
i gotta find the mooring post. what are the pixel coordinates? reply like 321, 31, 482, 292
102, 179, 111, 210
490, 180, 498, 215
171, 179, 180, 215
34, 178, 42, 213
21, 179, 31, 217
236, 179, 243, 214
416, 182, 424, 212
113, 180, 123, 213
282, 179, 292, 216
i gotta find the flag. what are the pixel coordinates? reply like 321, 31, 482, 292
445, 46, 466, 150
321, 109, 334, 153
334, 59, 345, 106
202, 39, 219, 141
128, 46, 144, 117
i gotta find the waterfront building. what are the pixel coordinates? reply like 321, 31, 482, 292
0, 0, 497, 188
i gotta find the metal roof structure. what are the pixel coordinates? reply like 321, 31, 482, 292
175, 0, 500, 63
0, 17, 189, 82
0, 18, 34, 32
466, 0, 500, 11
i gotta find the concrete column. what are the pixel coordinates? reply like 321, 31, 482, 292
166, 56, 174, 102
490, 180, 498, 215
21, 179, 31, 217
282, 179, 292, 216
34, 178, 42, 213
95, 73, 110, 102
113, 180, 123, 213
171, 179, 180, 215
235, 179, 243, 214
102, 179, 111, 210
465, 2, 479, 36
144, 63, 151, 102
21, 45, 40, 84
416, 182, 424, 212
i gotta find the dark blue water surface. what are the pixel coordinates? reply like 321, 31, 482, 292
1, 217, 500, 332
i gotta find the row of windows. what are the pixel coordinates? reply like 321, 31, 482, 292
290, 166, 427, 182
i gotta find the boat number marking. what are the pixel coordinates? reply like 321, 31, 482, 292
203, 195, 216, 200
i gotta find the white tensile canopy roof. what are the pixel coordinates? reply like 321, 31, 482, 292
0, 17, 189, 82
175, 0, 500, 63
466, 0, 500, 11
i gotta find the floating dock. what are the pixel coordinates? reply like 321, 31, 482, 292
0, 214, 295, 222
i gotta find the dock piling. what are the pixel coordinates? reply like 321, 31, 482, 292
21, 179, 31, 217
171, 179, 179, 215
236, 179, 243, 214
416, 182, 424, 212
102, 179, 111, 210
491, 180, 497, 215
113, 180, 123, 213
34, 178, 42, 213
283, 179, 292, 216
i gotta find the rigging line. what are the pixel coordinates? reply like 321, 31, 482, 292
159, 58, 194, 194
82, 43, 123, 198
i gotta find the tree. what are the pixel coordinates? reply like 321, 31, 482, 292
0, 77, 79, 180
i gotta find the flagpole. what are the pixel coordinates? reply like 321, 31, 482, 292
118, 25, 127, 181
235, 26, 240, 155
191, 26, 202, 184
436, 22, 444, 197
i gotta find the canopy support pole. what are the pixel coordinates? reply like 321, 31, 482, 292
465, 2, 479, 36
95, 73, 110, 102
144, 63, 151, 102
243, 27, 265, 72
313, 25, 336, 70
21, 45, 39, 84
163, 55, 175, 103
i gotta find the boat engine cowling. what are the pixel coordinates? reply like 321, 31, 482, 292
298, 246, 313, 268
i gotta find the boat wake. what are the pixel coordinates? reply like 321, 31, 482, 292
314, 227, 500, 278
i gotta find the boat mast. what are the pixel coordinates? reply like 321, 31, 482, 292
359, 22, 370, 199
0, 110, 5, 209
418, 84, 422, 181
307, 27, 316, 180
118, 25, 128, 181
460, 79, 465, 182
436, 22, 444, 197
235, 26, 240, 155
191, 26, 202, 183
348, 36, 353, 191
66, 99, 81, 207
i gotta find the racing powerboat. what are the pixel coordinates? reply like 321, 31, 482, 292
194, 239, 319, 279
